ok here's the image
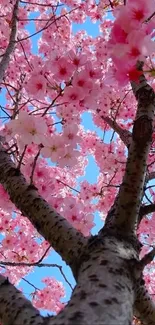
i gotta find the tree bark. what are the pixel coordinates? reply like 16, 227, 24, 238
0, 234, 139, 325
134, 284, 155, 325
0, 0, 19, 83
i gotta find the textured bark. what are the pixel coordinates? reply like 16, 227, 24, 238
0, 0, 19, 83
0, 275, 44, 325
0, 143, 87, 273
108, 71, 155, 233
0, 235, 139, 325
148, 171, 155, 181
134, 284, 155, 325
139, 204, 155, 219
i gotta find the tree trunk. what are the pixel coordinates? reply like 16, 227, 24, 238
51, 235, 137, 325
0, 233, 140, 325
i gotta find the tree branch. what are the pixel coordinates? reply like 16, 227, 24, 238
0, 0, 19, 83
147, 172, 155, 182
0, 260, 74, 290
108, 64, 155, 234
0, 141, 87, 277
139, 248, 155, 269
139, 204, 155, 219
102, 116, 132, 147
134, 283, 155, 325
0, 274, 45, 325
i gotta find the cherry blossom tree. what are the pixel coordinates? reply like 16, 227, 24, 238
0, 0, 155, 324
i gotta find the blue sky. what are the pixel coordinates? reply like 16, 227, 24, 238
0, 7, 113, 316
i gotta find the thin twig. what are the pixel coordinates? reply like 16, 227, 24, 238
139, 248, 155, 269
17, 145, 27, 169
17, 7, 79, 43
139, 203, 155, 218
22, 277, 40, 291
145, 11, 155, 23
0, 261, 73, 290
0, 0, 19, 83
42, 89, 63, 116
30, 147, 42, 185
57, 179, 80, 194
20, 0, 62, 7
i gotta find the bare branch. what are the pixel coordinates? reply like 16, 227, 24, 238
139, 248, 155, 269
0, 244, 73, 290
139, 204, 155, 219
0, 141, 87, 277
57, 179, 80, 194
0, 0, 19, 83
101, 115, 132, 147
17, 7, 78, 43
30, 147, 41, 185
108, 0, 114, 9
145, 11, 155, 23
20, 0, 62, 7
147, 171, 155, 181
0, 260, 73, 290
22, 277, 40, 291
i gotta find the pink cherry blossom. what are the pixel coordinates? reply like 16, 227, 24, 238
8, 111, 47, 145
72, 71, 93, 93
41, 135, 64, 161
126, 30, 155, 60
58, 147, 80, 168
33, 277, 65, 313
63, 124, 81, 147
68, 50, 87, 67
63, 86, 85, 102
52, 57, 75, 81
25, 74, 47, 99
127, 0, 154, 25
85, 61, 102, 80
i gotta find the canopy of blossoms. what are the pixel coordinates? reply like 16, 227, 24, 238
0, 0, 155, 318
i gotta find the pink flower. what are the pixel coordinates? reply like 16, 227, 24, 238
58, 147, 80, 168
8, 111, 47, 145
25, 74, 47, 99
85, 61, 102, 79
52, 57, 75, 81
63, 86, 85, 102
63, 124, 81, 147
33, 277, 65, 313
2, 234, 17, 248
128, 67, 143, 83
126, 30, 155, 61
72, 71, 93, 93
81, 213, 95, 236
115, 63, 142, 86
113, 0, 155, 37
68, 50, 87, 67
1, 123, 14, 141
110, 23, 128, 44
128, 0, 155, 24
41, 135, 64, 161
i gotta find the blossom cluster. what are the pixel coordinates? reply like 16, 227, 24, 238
0, 0, 155, 315
108, 0, 155, 85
